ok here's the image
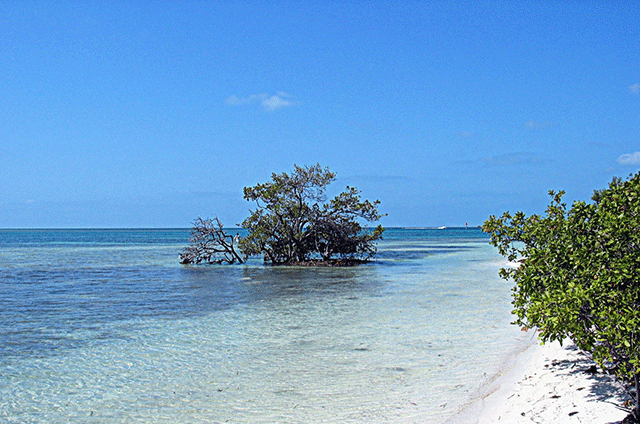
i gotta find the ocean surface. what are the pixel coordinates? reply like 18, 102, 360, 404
0, 227, 531, 423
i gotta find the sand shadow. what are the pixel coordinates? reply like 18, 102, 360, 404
545, 344, 632, 422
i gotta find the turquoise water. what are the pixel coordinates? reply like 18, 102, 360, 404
0, 228, 529, 423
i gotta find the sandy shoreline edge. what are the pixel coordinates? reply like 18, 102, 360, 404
446, 338, 631, 423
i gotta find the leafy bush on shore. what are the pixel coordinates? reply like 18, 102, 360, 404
483, 172, 640, 420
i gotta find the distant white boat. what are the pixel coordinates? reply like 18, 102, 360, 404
437, 226, 447, 230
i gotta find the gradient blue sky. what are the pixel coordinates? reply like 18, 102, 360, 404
1, 0, 639, 228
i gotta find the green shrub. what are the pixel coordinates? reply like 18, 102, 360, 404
483, 172, 640, 420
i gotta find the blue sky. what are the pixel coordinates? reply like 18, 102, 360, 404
1, 0, 639, 228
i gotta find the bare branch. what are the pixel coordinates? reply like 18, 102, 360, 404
180, 217, 246, 265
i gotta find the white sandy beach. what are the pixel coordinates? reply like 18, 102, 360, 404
448, 339, 632, 424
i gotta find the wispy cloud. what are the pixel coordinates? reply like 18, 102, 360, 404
262, 94, 295, 111
225, 91, 297, 111
479, 152, 544, 166
617, 151, 640, 165
629, 83, 640, 94
525, 120, 553, 130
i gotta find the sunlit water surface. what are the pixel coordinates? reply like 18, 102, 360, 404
0, 228, 530, 423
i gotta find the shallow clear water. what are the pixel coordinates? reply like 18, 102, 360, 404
0, 228, 528, 423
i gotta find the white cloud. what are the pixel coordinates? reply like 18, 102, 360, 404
629, 83, 640, 94
225, 92, 297, 111
225, 94, 251, 106
225, 93, 266, 106
617, 151, 640, 165
262, 93, 294, 111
